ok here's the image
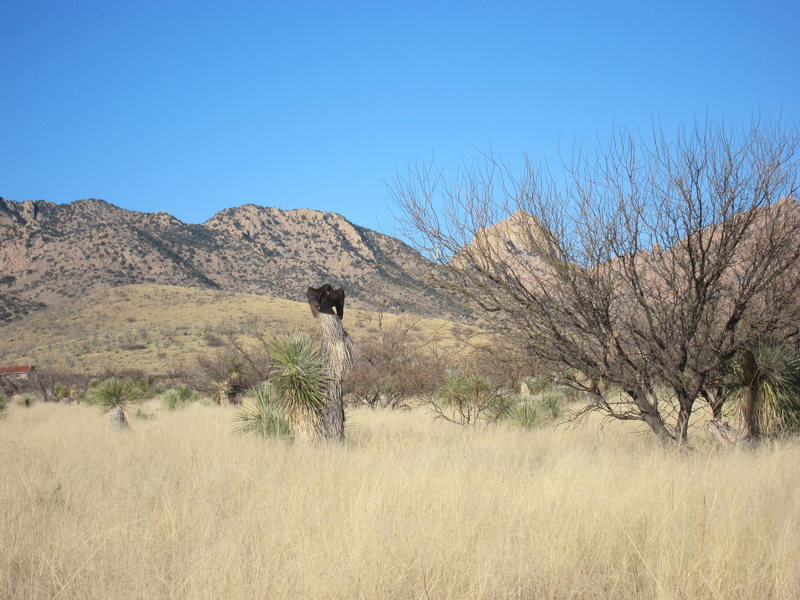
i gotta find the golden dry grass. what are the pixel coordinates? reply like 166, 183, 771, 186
0, 284, 481, 374
1, 401, 798, 599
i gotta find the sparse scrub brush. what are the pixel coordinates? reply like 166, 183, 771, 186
210, 355, 248, 406
429, 372, 515, 426
234, 382, 291, 438
0, 393, 7, 419
88, 378, 141, 429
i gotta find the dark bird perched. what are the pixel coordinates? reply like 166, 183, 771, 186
306, 284, 345, 320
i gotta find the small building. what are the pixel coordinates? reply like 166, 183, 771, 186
0, 365, 36, 382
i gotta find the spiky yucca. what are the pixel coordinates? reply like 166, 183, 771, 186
234, 382, 291, 438
162, 385, 197, 410
88, 378, 141, 429
725, 339, 800, 438
268, 334, 328, 442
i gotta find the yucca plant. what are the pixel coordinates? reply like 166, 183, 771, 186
724, 339, 800, 439
234, 382, 291, 438
211, 355, 247, 406
162, 384, 197, 410
88, 377, 141, 429
0, 392, 7, 419
510, 399, 540, 430
509, 390, 565, 430
268, 334, 328, 442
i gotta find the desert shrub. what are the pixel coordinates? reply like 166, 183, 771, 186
509, 391, 565, 430
133, 408, 155, 420
196, 352, 256, 406
347, 320, 449, 409
162, 385, 198, 411
202, 326, 225, 348
467, 338, 536, 390
53, 383, 70, 400
427, 371, 516, 426
87, 378, 142, 429
14, 393, 36, 407
0, 392, 7, 419
88, 378, 141, 411
509, 398, 539, 429
234, 382, 291, 438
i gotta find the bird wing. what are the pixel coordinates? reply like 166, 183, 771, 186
332, 288, 345, 320
306, 287, 321, 319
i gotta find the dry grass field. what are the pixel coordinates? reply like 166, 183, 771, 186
0, 284, 480, 374
1, 401, 798, 599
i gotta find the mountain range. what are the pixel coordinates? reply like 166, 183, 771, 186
0, 197, 459, 323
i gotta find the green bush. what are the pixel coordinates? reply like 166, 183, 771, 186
510, 399, 540, 430
15, 393, 36, 407
430, 372, 516, 426
87, 378, 141, 414
234, 382, 291, 438
53, 383, 70, 400
267, 336, 327, 414
162, 385, 198, 410
509, 382, 568, 430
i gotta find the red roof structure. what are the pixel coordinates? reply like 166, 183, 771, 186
0, 365, 36, 376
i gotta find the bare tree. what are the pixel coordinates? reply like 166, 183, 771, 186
392, 119, 800, 444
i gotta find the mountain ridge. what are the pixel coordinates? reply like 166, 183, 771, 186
0, 197, 458, 321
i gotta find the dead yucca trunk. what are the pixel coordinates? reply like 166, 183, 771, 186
319, 313, 355, 442
109, 406, 129, 430
289, 405, 324, 443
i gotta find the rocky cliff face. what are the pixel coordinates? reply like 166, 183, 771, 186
0, 198, 459, 320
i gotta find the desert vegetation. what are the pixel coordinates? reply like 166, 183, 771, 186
1, 401, 799, 599
392, 118, 800, 445
1, 118, 799, 598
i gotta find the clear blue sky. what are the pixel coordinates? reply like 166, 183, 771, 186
2, 0, 798, 235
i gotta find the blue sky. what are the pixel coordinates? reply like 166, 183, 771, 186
2, 0, 798, 235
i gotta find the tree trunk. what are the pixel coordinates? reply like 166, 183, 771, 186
109, 407, 128, 430
675, 400, 692, 445
643, 412, 673, 444
742, 385, 762, 440
629, 387, 673, 444
739, 349, 762, 440
318, 314, 355, 442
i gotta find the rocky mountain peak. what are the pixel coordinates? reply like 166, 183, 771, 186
0, 198, 460, 319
